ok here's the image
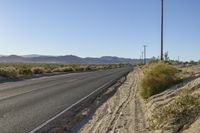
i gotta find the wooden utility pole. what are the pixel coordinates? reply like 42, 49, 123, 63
143, 45, 147, 64
161, 0, 164, 60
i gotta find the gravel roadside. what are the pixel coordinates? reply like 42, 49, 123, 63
78, 68, 148, 133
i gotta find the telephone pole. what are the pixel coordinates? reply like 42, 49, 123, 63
143, 45, 147, 64
161, 0, 164, 60
141, 51, 144, 64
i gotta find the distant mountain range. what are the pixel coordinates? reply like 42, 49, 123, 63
0, 55, 142, 64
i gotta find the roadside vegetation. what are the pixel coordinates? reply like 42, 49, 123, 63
0, 66, 18, 79
149, 93, 200, 131
140, 60, 180, 99
140, 59, 200, 132
0, 63, 127, 79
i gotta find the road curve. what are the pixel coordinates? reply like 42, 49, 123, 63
0, 67, 132, 133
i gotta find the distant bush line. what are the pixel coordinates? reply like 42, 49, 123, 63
0, 63, 128, 79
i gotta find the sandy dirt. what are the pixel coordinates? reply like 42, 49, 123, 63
78, 68, 148, 133
49, 65, 200, 133
145, 73, 200, 133
182, 118, 200, 133
77, 66, 200, 133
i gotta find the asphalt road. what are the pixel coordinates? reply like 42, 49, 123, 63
0, 67, 132, 133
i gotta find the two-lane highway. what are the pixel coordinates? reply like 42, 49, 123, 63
0, 67, 132, 133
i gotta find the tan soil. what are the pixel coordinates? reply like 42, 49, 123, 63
146, 74, 200, 133
182, 118, 200, 133
78, 68, 148, 133
75, 65, 200, 133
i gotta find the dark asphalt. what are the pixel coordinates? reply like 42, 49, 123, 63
0, 67, 132, 133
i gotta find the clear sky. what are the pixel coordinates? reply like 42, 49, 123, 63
0, 0, 199, 61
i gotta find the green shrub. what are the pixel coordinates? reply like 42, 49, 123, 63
0, 67, 18, 79
31, 67, 45, 74
18, 67, 33, 75
149, 94, 200, 129
140, 61, 179, 99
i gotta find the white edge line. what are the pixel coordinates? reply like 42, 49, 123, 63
29, 80, 113, 133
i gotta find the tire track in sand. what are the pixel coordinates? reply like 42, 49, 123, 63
79, 68, 148, 133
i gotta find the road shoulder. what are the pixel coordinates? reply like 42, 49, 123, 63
78, 68, 148, 133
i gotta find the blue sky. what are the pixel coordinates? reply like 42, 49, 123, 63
0, 0, 199, 61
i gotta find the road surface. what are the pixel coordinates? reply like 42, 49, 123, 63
0, 67, 132, 133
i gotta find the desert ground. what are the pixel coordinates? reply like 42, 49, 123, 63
76, 64, 200, 133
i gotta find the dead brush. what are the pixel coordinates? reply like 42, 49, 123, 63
140, 61, 180, 99
0, 66, 18, 79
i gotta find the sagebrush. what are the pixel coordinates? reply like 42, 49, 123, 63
0, 67, 18, 79
140, 61, 180, 99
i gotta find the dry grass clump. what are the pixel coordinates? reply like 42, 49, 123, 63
18, 67, 33, 75
82, 66, 93, 71
62, 67, 75, 72
52, 67, 75, 73
31, 67, 45, 74
74, 66, 91, 72
0, 67, 18, 79
140, 61, 180, 99
149, 94, 200, 131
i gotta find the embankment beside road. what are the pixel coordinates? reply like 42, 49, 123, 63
77, 65, 200, 133
145, 75, 200, 133
141, 63, 200, 133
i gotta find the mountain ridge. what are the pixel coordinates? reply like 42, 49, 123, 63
0, 55, 142, 64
